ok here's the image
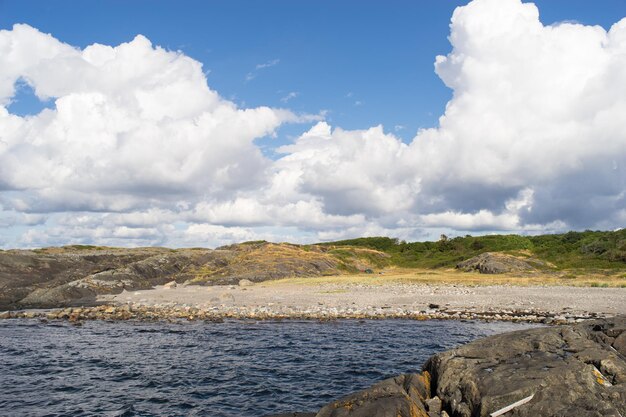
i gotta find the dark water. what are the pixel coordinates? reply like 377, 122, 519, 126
0, 319, 537, 417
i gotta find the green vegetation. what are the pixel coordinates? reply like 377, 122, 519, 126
63, 245, 107, 250
317, 229, 626, 271
239, 240, 269, 246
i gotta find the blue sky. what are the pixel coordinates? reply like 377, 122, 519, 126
0, 0, 625, 248
3, 0, 624, 145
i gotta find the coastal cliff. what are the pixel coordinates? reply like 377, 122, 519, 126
272, 317, 626, 417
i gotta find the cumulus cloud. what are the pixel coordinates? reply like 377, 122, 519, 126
417, 0, 626, 229
1, 0, 625, 248
0, 24, 295, 212
269, 0, 626, 235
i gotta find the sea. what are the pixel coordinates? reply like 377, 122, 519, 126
0, 318, 538, 417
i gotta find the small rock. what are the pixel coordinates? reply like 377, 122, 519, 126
238, 279, 254, 287
426, 396, 442, 413
163, 281, 177, 289
428, 303, 440, 309
613, 332, 626, 356
219, 293, 235, 302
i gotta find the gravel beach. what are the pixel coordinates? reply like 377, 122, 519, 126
89, 281, 625, 323
4, 281, 623, 323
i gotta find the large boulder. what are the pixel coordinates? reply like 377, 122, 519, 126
425, 317, 626, 417
456, 252, 538, 274
315, 373, 434, 417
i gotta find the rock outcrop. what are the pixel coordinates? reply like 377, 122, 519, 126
0, 247, 168, 309
190, 242, 343, 285
456, 252, 542, 274
271, 317, 626, 417
425, 317, 626, 417
0, 243, 388, 310
8, 248, 221, 309
315, 373, 435, 417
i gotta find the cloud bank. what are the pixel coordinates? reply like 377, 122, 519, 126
1, 0, 625, 248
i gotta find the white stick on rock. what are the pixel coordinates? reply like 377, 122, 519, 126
490, 394, 534, 417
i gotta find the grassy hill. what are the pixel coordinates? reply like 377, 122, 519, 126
316, 229, 626, 271
1, 230, 624, 310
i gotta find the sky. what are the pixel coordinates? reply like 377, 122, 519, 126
0, 0, 624, 248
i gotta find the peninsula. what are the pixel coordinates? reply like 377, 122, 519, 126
1, 230, 624, 322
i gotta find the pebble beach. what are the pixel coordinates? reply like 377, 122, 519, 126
4, 281, 624, 324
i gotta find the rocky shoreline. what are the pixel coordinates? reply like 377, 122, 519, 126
0, 303, 610, 324
269, 317, 626, 417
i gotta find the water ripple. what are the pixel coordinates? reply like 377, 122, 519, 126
0, 319, 537, 417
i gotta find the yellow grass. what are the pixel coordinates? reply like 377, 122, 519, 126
261, 267, 626, 288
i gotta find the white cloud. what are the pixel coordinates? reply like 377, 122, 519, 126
2, 0, 626, 248
0, 24, 295, 214
280, 91, 298, 103
246, 58, 280, 81
275, 122, 418, 217
265, 0, 626, 234
414, 0, 626, 229
256, 58, 280, 70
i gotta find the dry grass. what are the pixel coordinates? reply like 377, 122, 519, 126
261, 267, 626, 288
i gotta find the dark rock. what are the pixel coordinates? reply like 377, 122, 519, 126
456, 252, 540, 274
425, 317, 626, 417
0, 247, 166, 309
281, 318, 625, 417
315, 373, 432, 417
429, 303, 440, 309
13, 249, 221, 309
614, 331, 626, 356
